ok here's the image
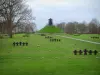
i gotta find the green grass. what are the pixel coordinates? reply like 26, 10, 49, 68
0, 34, 100, 75
56, 33, 100, 42
39, 25, 63, 33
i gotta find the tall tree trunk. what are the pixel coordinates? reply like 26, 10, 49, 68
9, 21, 12, 38
8, 18, 12, 38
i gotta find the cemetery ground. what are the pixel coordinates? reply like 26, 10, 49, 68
55, 33, 100, 43
0, 34, 100, 75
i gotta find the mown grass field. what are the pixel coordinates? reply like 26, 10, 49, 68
0, 34, 100, 75
56, 33, 100, 42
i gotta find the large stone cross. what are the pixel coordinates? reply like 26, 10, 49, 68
48, 18, 53, 26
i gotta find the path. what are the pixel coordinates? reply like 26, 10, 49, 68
56, 35, 100, 45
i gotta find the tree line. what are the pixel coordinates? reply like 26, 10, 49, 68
56, 18, 100, 34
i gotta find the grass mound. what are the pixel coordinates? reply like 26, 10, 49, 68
39, 25, 63, 33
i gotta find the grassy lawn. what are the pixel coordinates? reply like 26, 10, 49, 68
55, 33, 100, 43
0, 34, 100, 75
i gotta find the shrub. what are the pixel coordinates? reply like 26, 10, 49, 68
4, 34, 8, 36
23, 34, 30, 37
41, 34, 46, 36
0, 34, 4, 39
74, 34, 81, 36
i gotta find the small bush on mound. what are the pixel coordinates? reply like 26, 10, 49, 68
41, 34, 46, 36
23, 34, 30, 37
69, 34, 74, 35
4, 34, 8, 36
0, 34, 4, 39
74, 34, 81, 36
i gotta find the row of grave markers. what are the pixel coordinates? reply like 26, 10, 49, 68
50, 39, 61, 42
73, 49, 98, 55
40, 34, 62, 42
44, 36, 61, 42
13, 42, 28, 46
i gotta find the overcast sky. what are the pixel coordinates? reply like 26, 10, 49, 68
26, 0, 100, 30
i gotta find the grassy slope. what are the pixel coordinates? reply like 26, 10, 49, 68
39, 25, 63, 33
0, 34, 100, 75
56, 33, 100, 43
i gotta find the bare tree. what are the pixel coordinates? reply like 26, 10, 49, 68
64, 21, 88, 34
56, 22, 66, 32
0, 0, 34, 38
88, 18, 99, 34
76, 22, 87, 34
25, 24, 33, 33
98, 26, 100, 34
65, 22, 76, 34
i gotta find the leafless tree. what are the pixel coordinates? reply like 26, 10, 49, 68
56, 22, 66, 32
65, 22, 76, 34
0, 0, 34, 38
24, 22, 36, 33
64, 21, 88, 34
88, 18, 99, 34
